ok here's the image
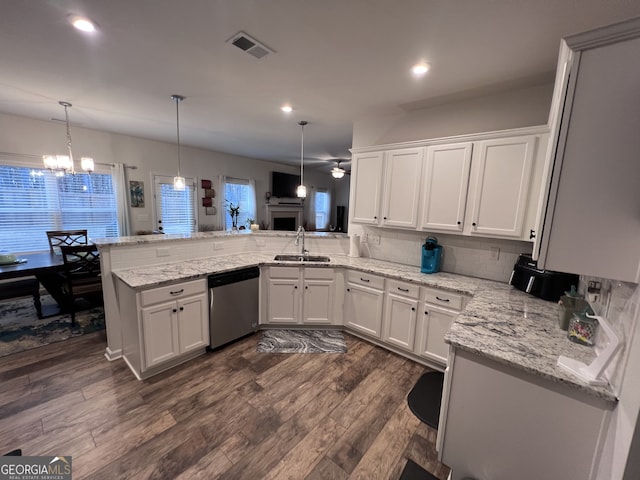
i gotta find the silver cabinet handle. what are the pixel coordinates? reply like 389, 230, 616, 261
526, 276, 535, 293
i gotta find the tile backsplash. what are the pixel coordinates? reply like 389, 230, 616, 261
579, 275, 639, 395
352, 226, 532, 283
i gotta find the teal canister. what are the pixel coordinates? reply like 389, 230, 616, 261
421, 236, 442, 274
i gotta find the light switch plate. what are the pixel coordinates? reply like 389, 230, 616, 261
156, 247, 170, 257
256, 239, 266, 247
213, 242, 224, 250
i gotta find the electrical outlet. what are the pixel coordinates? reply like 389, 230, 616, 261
490, 247, 500, 260
213, 242, 224, 250
256, 239, 266, 247
156, 247, 170, 257
360, 233, 368, 243
369, 234, 380, 245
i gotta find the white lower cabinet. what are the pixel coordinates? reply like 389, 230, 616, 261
382, 279, 420, 352
265, 266, 336, 325
118, 278, 209, 379
344, 271, 385, 338
415, 287, 466, 366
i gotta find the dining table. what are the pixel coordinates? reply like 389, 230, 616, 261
0, 251, 67, 316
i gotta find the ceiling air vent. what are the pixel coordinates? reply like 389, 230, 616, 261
227, 31, 274, 59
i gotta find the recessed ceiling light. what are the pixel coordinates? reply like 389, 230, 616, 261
411, 63, 431, 76
70, 16, 96, 33
281, 105, 293, 113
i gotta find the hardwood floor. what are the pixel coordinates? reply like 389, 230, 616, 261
0, 331, 450, 479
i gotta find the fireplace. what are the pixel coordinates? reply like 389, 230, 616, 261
266, 204, 303, 231
273, 217, 297, 231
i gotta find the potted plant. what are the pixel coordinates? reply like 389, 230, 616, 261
246, 218, 259, 232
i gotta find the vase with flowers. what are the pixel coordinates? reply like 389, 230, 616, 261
226, 201, 240, 231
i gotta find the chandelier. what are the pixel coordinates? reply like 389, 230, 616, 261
43, 101, 94, 174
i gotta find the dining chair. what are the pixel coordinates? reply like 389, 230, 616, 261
46, 229, 88, 255
60, 244, 102, 324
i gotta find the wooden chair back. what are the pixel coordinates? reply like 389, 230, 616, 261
46, 230, 88, 255
59, 244, 102, 323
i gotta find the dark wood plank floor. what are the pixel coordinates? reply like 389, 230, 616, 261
0, 331, 450, 479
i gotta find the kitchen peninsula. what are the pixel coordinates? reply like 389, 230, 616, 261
96, 230, 616, 480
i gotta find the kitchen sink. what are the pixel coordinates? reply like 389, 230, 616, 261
273, 254, 330, 263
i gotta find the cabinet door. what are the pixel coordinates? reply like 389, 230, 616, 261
383, 293, 418, 352
381, 148, 424, 228
467, 136, 536, 238
538, 36, 640, 282
303, 279, 335, 324
177, 293, 209, 354
344, 283, 384, 338
416, 306, 457, 364
141, 301, 180, 369
267, 278, 301, 324
350, 152, 384, 224
420, 143, 472, 232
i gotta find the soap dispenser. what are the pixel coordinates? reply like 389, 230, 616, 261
421, 236, 442, 274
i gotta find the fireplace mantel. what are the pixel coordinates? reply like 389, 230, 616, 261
265, 203, 304, 230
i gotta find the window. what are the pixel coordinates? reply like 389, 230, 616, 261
153, 175, 197, 234
223, 177, 256, 230
315, 189, 330, 230
0, 165, 119, 253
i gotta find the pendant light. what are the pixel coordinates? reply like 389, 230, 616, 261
171, 94, 186, 190
331, 160, 346, 179
296, 120, 308, 198
43, 101, 94, 174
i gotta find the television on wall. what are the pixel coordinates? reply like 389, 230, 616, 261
271, 171, 301, 198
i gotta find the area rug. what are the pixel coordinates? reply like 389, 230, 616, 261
0, 294, 105, 358
256, 329, 347, 354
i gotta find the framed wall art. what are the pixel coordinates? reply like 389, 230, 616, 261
129, 180, 145, 207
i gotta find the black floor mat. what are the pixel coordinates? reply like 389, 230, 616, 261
399, 459, 439, 480
407, 371, 445, 430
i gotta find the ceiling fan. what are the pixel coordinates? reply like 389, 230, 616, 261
331, 160, 350, 179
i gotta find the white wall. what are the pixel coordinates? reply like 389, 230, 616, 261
0, 112, 337, 233
352, 83, 553, 148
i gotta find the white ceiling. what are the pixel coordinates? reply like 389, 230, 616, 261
1, 1, 639, 172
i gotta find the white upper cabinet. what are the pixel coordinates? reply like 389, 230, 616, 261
350, 151, 384, 224
350, 127, 547, 241
381, 147, 424, 229
465, 135, 537, 238
536, 22, 640, 283
420, 143, 473, 232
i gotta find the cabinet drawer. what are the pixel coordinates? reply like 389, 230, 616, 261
269, 266, 300, 279
387, 279, 420, 299
304, 267, 334, 280
141, 279, 207, 307
347, 270, 385, 290
423, 287, 465, 311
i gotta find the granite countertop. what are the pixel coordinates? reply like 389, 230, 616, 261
93, 230, 347, 248
111, 253, 616, 404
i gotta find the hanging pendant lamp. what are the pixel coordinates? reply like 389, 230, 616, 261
171, 94, 186, 190
43, 101, 94, 174
296, 120, 308, 198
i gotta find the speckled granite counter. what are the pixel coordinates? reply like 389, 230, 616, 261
112, 253, 616, 404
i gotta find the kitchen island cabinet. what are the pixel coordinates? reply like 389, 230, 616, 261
439, 348, 613, 480
117, 278, 209, 379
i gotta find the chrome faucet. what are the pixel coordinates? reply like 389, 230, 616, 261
295, 225, 308, 256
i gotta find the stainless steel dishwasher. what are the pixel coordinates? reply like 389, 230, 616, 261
208, 266, 260, 349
